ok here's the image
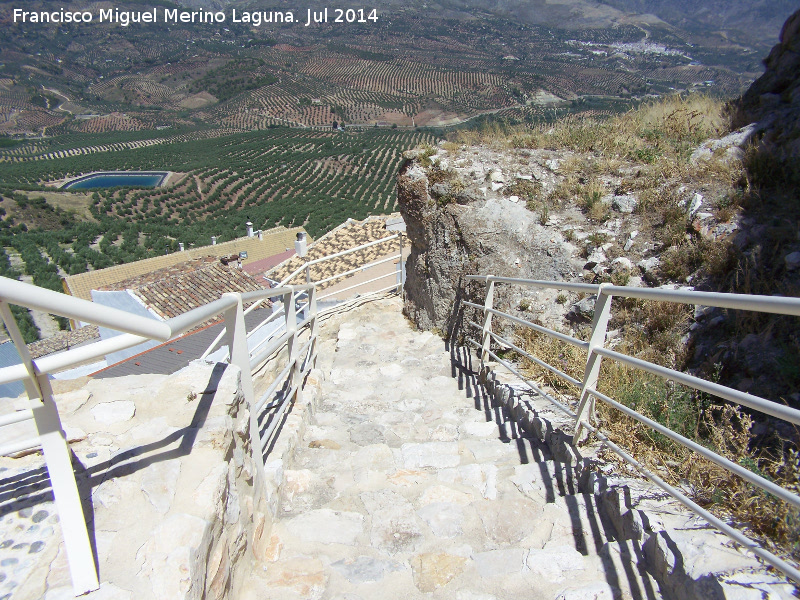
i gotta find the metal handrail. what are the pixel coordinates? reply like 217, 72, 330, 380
461, 274, 800, 584
0, 276, 320, 596
278, 233, 400, 287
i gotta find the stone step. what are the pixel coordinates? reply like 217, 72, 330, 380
242, 298, 792, 600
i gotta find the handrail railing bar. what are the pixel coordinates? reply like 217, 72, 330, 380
0, 332, 150, 385
482, 345, 577, 419
166, 297, 239, 337
243, 297, 266, 316
0, 436, 42, 457
587, 388, 800, 508
315, 284, 400, 318
314, 253, 401, 286
253, 337, 314, 414
467, 338, 578, 420
0, 409, 35, 428
247, 323, 288, 358
602, 285, 800, 317
200, 327, 228, 360
465, 275, 601, 295
0, 276, 172, 340
260, 382, 301, 452
278, 234, 400, 286
464, 301, 590, 350
240, 284, 314, 304
486, 329, 583, 388
249, 330, 291, 371
245, 307, 286, 340
316, 271, 398, 302
464, 272, 800, 584
595, 346, 800, 426
584, 420, 800, 584
254, 362, 294, 414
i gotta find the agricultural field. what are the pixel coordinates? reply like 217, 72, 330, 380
0, 2, 763, 138
0, 125, 433, 340
0, 0, 776, 343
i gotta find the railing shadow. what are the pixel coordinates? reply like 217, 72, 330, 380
0, 362, 228, 580
445, 340, 661, 599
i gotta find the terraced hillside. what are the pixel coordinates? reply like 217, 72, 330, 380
1, 2, 766, 136
0, 126, 432, 341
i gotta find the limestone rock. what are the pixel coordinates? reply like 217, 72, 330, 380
55, 389, 91, 415
396, 159, 574, 334
733, 9, 800, 182
567, 296, 596, 322
401, 442, 460, 469
361, 489, 423, 554
555, 582, 618, 600
262, 557, 326, 600
330, 556, 404, 583
141, 460, 181, 514
526, 545, 586, 582
410, 552, 467, 592
472, 549, 525, 577
284, 509, 364, 545
784, 251, 800, 270
91, 401, 135, 424
611, 194, 638, 214
416, 502, 464, 537
610, 257, 633, 272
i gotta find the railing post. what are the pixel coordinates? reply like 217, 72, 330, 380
284, 287, 299, 398
480, 277, 495, 369
305, 263, 311, 285
222, 293, 263, 486
573, 283, 613, 444
306, 285, 319, 370
0, 302, 99, 595
396, 234, 404, 295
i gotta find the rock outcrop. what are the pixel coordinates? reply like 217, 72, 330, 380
733, 8, 800, 181
396, 157, 576, 337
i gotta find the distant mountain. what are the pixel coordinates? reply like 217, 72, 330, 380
596, 0, 798, 46
175, 0, 796, 48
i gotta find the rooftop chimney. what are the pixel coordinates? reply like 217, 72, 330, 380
178, 242, 185, 252
211, 236, 217, 245
295, 231, 308, 257
257, 230, 263, 241
246, 221, 254, 238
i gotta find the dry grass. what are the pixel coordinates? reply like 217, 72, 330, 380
511, 297, 800, 563
472, 94, 729, 165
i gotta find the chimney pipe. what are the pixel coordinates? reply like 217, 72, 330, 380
246, 221, 254, 238
179, 242, 184, 252
295, 231, 307, 257
258, 230, 263, 241
211, 236, 217, 245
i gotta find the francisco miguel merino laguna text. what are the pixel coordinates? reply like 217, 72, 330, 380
12, 7, 379, 27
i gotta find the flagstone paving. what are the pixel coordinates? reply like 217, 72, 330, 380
241, 298, 658, 600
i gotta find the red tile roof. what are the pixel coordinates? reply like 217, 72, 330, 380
100, 256, 269, 320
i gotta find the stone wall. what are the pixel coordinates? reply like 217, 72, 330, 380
5, 360, 323, 600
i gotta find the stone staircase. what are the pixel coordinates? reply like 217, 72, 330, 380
2, 295, 795, 600
240, 296, 795, 600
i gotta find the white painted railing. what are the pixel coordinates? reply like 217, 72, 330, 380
463, 275, 800, 584
199, 233, 406, 360
0, 276, 318, 596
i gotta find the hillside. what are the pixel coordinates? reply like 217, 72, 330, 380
0, 0, 773, 138
396, 87, 800, 563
